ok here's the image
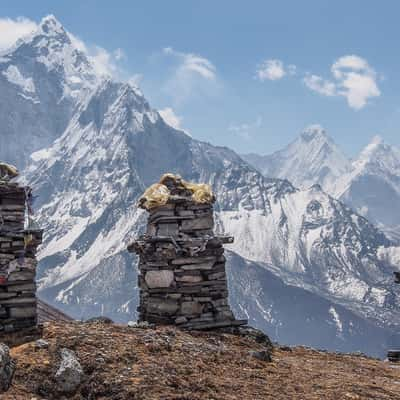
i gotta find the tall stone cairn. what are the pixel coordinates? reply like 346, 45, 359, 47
128, 174, 247, 330
0, 181, 42, 341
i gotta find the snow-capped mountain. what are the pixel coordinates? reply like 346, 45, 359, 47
243, 125, 351, 190
332, 136, 400, 243
0, 15, 100, 169
244, 127, 400, 242
4, 15, 398, 355
218, 184, 400, 329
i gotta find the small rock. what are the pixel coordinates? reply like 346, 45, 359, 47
128, 321, 151, 328
0, 343, 15, 393
55, 348, 83, 393
35, 339, 49, 349
85, 316, 114, 324
249, 350, 272, 362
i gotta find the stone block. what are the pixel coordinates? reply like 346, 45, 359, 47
145, 270, 174, 289
181, 216, 213, 231
181, 301, 204, 315
146, 298, 179, 316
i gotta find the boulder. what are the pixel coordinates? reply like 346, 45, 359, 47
55, 348, 83, 393
0, 343, 15, 392
249, 350, 272, 362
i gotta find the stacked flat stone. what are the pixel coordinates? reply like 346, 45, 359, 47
128, 175, 247, 330
0, 182, 42, 335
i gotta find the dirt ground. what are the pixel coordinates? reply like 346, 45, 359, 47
3, 321, 400, 399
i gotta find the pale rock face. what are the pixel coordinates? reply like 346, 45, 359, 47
55, 348, 83, 394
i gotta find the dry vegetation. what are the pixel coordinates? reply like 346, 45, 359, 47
3, 321, 400, 399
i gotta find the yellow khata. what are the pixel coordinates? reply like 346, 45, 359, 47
0, 163, 19, 182
139, 173, 214, 210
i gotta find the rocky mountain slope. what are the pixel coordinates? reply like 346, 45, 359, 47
3, 15, 397, 356
243, 127, 400, 242
0, 15, 100, 169
5, 321, 400, 400
332, 136, 400, 243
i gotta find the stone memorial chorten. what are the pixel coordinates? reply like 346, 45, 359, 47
128, 174, 247, 330
0, 163, 42, 344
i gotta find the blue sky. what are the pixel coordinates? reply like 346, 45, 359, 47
2, 1, 400, 156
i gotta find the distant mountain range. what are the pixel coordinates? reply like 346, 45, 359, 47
243, 125, 400, 243
1, 15, 399, 357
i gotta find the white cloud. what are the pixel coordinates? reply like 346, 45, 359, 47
162, 46, 218, 105
303, 74, 336, 96
228, 116, 262, 140
304, 55, 380, 110
159, 107, 183, 130
0, 17, 37, 51
163, 47, 216, 80
256, 59, 296, 81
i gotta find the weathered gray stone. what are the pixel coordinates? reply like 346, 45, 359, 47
181, 301, 204, 315
180, 261, 215, 270
181, 216, 213, 231
145, 270, 175, 288
147, 298, 179, 316
249, 350, 272, 362
35, 339, 49, 349
157, 223, 179, 236
0, 343, 15, 393
9, 306, 36, 318
172, 256, 216, 265
55, 348, 83, 393
175, 275, 203, 283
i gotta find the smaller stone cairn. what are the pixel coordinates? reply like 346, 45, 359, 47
388, 271, 400, 362
128, 174, 247, 330
0, 163, 42, 343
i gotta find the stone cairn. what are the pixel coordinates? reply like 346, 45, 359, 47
388, 271, 400, 362
0, 163, 42, 343
128, 174, 247, 330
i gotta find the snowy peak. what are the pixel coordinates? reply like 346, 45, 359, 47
0, 15, 104, 168
353, 136, 400, 175
299, 124, 328, 142
39, 14, 66, 36
3, 14, 99, 100
243, 125, 350, 190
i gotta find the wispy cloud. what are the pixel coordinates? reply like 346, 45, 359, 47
304, 55, 380, 110
163, 47, 216, 80
0, 17, 37, 51
159, 107, 183, 130
228, 116, 262, 140
256, 59, 296, 81
162, 46, 219, 105
303, 74, 336, 96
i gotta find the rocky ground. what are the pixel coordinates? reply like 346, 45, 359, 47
3, 321, 400, 399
